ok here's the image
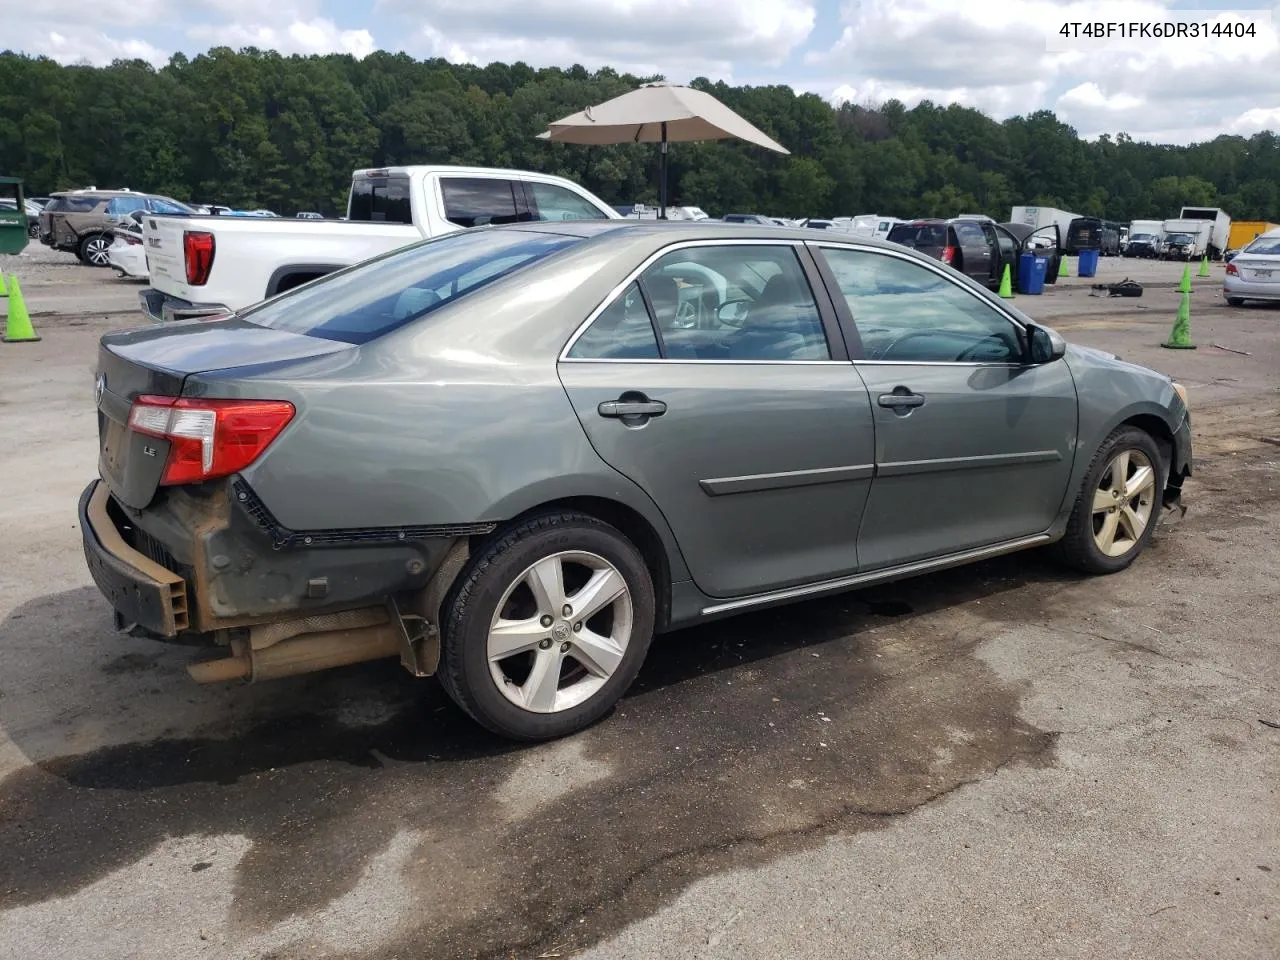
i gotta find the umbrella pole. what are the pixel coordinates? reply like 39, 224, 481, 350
659, 122, 668, 220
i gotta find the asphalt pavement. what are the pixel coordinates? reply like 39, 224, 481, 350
0, 252, 1276, 960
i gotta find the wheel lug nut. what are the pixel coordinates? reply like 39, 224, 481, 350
540, 615, 553, 627
562, 604, 573, 616
539, 638, 552, 649
573, 621, 582, 632
560, 642, 571, 653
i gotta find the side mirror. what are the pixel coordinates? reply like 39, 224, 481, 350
1027, 324, 1067, 363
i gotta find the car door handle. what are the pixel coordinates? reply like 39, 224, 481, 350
598, 399, 667, 418
877, 392, 925, 409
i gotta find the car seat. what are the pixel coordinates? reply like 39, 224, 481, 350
730, 273, 823, 360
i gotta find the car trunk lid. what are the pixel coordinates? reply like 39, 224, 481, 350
95, 318, 351, 509
1233, 258, 1279, 282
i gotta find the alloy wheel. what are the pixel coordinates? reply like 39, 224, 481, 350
85, 236, 111, 266
486, 550, 633, 713
1092, 449, 1156, 558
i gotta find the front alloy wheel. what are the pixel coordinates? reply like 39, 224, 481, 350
1057, 425, 1164, 574
1092, 449, 1156, 558
439, 511, 655, 740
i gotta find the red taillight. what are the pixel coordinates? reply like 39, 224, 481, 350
941, 245, 957, 265
128, 396, 295, 486
183, 230, 216, 286
1225, 262, 1239, 276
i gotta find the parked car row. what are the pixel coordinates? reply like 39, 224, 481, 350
38, 189, 194, 266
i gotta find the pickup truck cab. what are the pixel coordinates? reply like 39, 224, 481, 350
139, 166, 621, 321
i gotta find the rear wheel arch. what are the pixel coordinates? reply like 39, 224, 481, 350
471, 496, 674, 631
265, 263, 343, 298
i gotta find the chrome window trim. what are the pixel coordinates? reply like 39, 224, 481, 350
558, 238, 829, 364
810, 240, 1031, 342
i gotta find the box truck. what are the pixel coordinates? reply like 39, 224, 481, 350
1161, 219, 1213, 260
1011, 205, 1081, 239
1227, 220, 1280, 251
1178, 206, 1231, 259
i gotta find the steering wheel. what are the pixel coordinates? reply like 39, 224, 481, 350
670, 299, 699, 329
873, 329, 939, 360
955, 335, 1016, 362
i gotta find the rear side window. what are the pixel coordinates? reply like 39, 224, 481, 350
952, 221, 985, 245
887, 223, 947, 247
107, 197, 148, 215
47, 196, 100, 213
348, 175, 412, 224
525, 181, 607, 222
240, 228, 581, 345
441, 178, 525, 228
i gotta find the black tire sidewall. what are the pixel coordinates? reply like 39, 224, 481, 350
79, 233, 107, 266
443, 517, 655, 741
1072, 427, 1164, 573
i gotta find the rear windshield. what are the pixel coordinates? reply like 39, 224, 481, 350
347, 175, 412, 224
887, 223, 947, 247
239, 228, 582, 344
1243, 237, 1280, 255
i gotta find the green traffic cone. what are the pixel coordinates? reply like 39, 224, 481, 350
998, 263, 1014, 298
0, 272, 7, 297
1161, 291, 1196, 350
1057, 255, 1069, 278
1176, 263, 1192, 293
1198, 255, 1210, 278
2, 276, 41, 343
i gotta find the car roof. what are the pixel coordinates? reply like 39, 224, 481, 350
489, 219, 912, 251
49, 189, 144, 199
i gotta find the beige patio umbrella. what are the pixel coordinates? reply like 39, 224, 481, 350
539, 81, 789, 219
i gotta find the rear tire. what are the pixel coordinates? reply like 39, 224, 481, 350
438, 510, 655, 741
1056, 426, 1163, 575
78, 233, 111, 267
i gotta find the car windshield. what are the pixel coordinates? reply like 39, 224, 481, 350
240, 228, 582, 344
1131, 234, 1155, 242
1243, 237, 1280, 255
1167, 233, 1193, 243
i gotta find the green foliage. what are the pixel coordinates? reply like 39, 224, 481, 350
1, 49, 1278, 221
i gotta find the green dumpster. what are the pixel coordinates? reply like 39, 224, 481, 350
0, 177, 30, 255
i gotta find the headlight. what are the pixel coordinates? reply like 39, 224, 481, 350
1172, 381, 1188, 406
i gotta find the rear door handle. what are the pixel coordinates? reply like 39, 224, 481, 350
598, 399, 667, 418
878, 392, 925, 409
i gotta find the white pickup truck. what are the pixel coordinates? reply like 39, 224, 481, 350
138, 165, 621, 321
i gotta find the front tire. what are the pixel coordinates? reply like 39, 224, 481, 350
438, 511, 655, 741
1056, 426, 1163, 575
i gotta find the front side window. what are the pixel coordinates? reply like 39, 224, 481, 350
952, 221, 985, 246
107, 197, 148, 215
525, 181, 607, 222
441, 178, 524, 228
240, 228, 580, 344
148, 196, 192, 214
820, 247, 1023, 363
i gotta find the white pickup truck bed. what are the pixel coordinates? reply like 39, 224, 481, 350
140, 165, 620, 322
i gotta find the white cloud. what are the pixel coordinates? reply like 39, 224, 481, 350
188, 17, 376, 58
21, 29, 168, 66
809, 0, 1280, 142
389, 0, 816, 79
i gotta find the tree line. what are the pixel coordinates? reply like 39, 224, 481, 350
2, 48, 1278, 223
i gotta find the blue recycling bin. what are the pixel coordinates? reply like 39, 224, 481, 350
1078, 248, 1100, 277
1017, 253, 1049, 294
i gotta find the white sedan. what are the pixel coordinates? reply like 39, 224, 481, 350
1224, 229, 1280, 306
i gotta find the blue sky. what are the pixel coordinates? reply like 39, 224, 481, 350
8, 0, 1279, 144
